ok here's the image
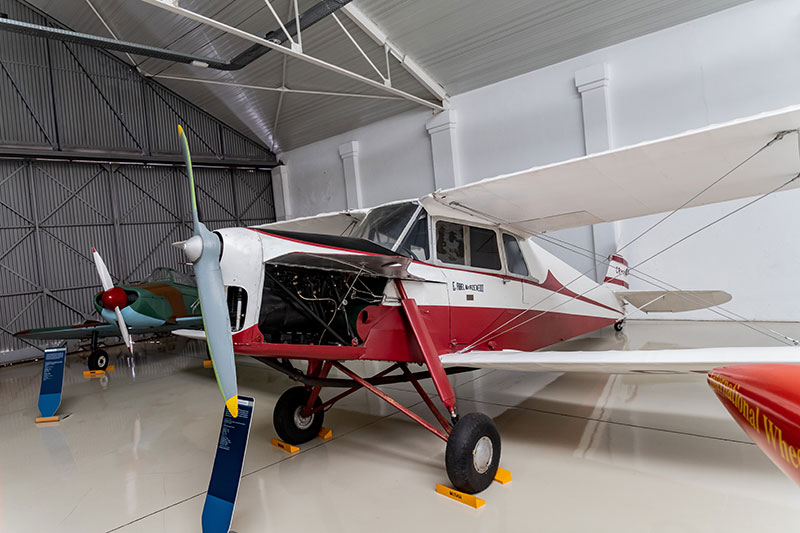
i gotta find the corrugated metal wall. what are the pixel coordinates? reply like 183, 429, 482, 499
0, 0, 276, 165
0, 159, 275, 358
0, 0, 277, 360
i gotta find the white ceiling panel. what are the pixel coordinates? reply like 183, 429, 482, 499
17, 0, 751, 151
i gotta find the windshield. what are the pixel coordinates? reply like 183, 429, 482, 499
145, 267, 196, 286
352, 202, 418, 250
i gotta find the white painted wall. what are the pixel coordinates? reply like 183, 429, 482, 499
278, 0, 800, 323
281, 108, 435, 216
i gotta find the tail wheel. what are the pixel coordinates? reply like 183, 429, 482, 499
273, 386, 324, 445
445, 412, 501, 494
614, 320, 625, 332
88, 349, 109, 371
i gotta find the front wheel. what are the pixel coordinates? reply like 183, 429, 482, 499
273, 387, 324, 445
88, 349, 109, 371
445, 412, 501, 494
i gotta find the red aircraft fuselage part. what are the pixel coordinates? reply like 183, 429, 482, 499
708, 364, 800, 486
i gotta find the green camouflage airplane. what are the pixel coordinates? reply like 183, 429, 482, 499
15, 248, 203, 370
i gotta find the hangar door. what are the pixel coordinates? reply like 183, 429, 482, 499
0, 158, 275, 360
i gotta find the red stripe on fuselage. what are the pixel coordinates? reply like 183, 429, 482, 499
236, 304, 616, 362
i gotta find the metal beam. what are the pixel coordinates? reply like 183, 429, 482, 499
152, 74, 405, 101
340, 3, 448, 103
84, 0, 141, 71
138, 0, 444, 111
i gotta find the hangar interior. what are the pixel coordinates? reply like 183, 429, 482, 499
1, 0, 800, 531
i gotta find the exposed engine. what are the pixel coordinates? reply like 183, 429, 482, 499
258, 265, 387, 346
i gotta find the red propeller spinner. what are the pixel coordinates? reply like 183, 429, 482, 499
93, 247, 133, 353
101, 286, 128, 311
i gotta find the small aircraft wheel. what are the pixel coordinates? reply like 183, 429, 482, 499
614, 320, 625, 332
88, 349, 109, 371
445, 412, 501, 494
273, 386, 324, 445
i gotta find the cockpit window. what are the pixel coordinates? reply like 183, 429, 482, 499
436, 221, 502, 270
502, 233, 529, 276
398, 211, 429, 260
436, 221, 465, 265
352, 202, 418, 250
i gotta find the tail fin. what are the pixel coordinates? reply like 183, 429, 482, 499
604, 254, 629, 289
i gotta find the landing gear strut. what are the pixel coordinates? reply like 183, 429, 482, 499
87, 331, 109, 371
263, 279, 502, 494
261, 358, 500, 494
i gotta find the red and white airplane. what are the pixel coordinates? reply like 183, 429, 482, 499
175, 105, 800, 494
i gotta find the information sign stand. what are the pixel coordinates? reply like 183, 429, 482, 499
202, 396, 255, 533
36, 347, 66, 423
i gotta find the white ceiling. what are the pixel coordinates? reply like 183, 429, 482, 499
22, 0, 752, 153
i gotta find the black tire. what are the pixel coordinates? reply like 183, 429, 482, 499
445, 412, 501, 494
88, 349, 109, 371
273, 387, 324, 445
614, 320, 625, 332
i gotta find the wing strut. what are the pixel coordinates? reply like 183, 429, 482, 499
395, 280, 457, 417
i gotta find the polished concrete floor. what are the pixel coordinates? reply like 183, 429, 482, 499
2, 320, 800, 532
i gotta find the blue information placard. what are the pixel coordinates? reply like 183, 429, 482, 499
38, 347, 66, 418
202, 396, 255, 533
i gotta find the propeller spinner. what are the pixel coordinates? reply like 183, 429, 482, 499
92, 248, 133, 354
175, 125, 239, 418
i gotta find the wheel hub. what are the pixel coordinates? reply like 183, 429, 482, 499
97, 354, 107, 367
293, 406, 313, 430
472, 436, 493, 474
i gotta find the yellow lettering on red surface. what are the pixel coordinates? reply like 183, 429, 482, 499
707, 373, 759, 434
764, 415, 778, 449
790, 446, 799, 468
709, 373, 800, 470
780, 436, 790, 462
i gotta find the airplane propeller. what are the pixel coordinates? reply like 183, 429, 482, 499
175, 125, 239, 418
92, 247, 133, 354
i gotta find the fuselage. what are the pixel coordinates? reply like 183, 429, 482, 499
94, 272, 200, 330
216, 201, 623, 362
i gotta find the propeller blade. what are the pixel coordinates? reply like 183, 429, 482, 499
92, 248, 114, 291
113, 306, 133, 354
178, 125, 239, 418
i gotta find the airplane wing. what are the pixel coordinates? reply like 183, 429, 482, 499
15, 321, 125, 340
439, 346, 800, 374
251, 106, 800, 238
174, 315, 204, 328
421, 105, 800, 234
615, 290, 732, 313
15, 315, 205, 340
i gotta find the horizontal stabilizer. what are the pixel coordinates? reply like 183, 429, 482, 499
440, 346, 800, 374
615, 290, 732, 313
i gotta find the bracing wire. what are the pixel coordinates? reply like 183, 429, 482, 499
453, 168, 800, 352
614, 129, 796, 256
533, 232, 798, 346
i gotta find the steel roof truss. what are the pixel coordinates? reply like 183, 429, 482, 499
340, 3, 447, 103
139, 0, 443, 111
